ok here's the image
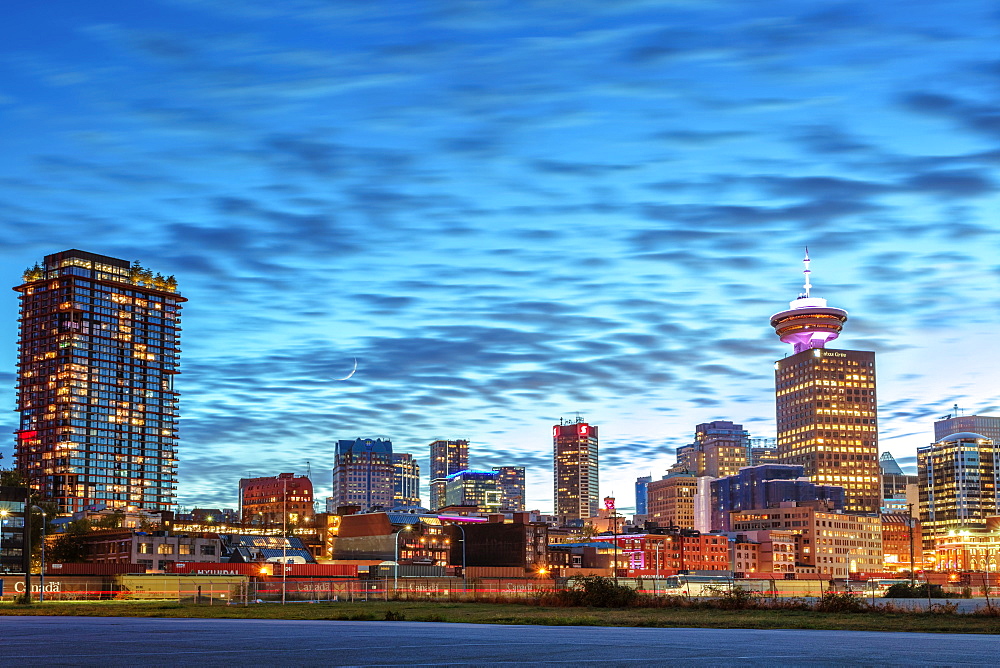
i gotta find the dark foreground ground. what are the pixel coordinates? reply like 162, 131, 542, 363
5, 616, 1000, 667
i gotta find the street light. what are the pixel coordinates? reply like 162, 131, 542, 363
394, 525, 411, 594
0, 510, 8, 574
453, 524, 467, 593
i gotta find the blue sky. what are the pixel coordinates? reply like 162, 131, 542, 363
1, 0, 998, 514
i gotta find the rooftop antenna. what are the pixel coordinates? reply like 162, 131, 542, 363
802, 246, 812, 298
306, 460, 312, 479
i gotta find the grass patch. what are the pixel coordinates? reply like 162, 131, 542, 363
2, 600, 1000, 634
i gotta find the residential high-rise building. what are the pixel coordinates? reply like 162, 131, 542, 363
331, 438, 394, 511
444, 470, 501, 512
696, 421, 750, 478
934, 412, 1000, 445
635, 475, 652, 516
429, 439, 468, 511
14, 250, 183, 513
917, 431, 1000, 551
492, 466, 525, 511
392, 453, 421, 508
239, 473, 313, 527
553, 417, 599, 523
771, 252, 880, 514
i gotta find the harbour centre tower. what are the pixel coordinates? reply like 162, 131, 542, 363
771, 252, 880, 514
14, 250, 184, 513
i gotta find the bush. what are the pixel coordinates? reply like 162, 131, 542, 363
815, 591, 869, 613
558, 576, 639, 608
884, 583, 947, 599
704, 586, 762, 610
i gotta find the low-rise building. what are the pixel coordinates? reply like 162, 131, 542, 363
65, 529, 222, 571
730, 502, 882, 578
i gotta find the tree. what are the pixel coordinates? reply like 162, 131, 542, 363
47, 519, 94, 564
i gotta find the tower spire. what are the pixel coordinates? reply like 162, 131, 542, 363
802, 246, 811, 298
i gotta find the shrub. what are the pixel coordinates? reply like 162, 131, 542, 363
558, 576, 639, 608
815, 591, 869, 613
704, 586, 762, 610
884, 583, 946, 599
384, 609, 405, 621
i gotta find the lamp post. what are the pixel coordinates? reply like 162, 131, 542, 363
394, 525, 411, 595
452, 524, 467, 593
0, 510, 8, 575
24, 505, 46, 602
908, 502, 916, 588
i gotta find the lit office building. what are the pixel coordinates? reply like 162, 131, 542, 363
492, 466, 526, 511
429, 439, 468, 511
553, 417, 599, 524
918, 431, 1000, 551
771, 252, 880, 514
392, 453, 421, 508
331, 438, 394, 511
647, 473, 697, 530
444, 470, 501, 512
14, 250, 183, 513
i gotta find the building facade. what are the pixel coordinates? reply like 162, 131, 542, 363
731, 504, 883, 578
238, 473, 313, 527
553, 417, 599, 523
445, 470, 501, 512
710, 464, 845, 532
934, 414, 1000, 445
918, 431, 1000, 551
14, 250, 183, 513
0, 486, 28, 574
392, 453, 421, 508
429, 439, 469, 511
492, 466, 526, 511
331, 438, 394, 512
647, 473, 697, 530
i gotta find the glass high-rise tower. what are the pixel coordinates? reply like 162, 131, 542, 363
553, 416, 599, 523
429, 439, 468, 511
14, 249, 184, 513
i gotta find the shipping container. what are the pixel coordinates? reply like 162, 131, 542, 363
118, 574, 246, 600
168, 562, 357, 578
46, 562, 146, 576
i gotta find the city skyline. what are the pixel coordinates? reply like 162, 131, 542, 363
1, 2, 999, 513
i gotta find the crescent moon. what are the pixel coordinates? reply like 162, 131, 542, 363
336, 358, 358, 381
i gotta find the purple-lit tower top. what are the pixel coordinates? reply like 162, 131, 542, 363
770, 249, 848, 354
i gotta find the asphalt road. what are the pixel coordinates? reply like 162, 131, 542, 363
5, 617, 999, 667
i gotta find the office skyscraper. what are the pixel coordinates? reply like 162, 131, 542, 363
918, 431, 1000, 551
492, 465, 526, 511
445, 470, 501, 512
331, 438, 394, 511
392, 452, 421, 508
771, 252, 880, 514
429, 439, 468, 511
553, 416, 599, 523
14, 250, 183, 513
